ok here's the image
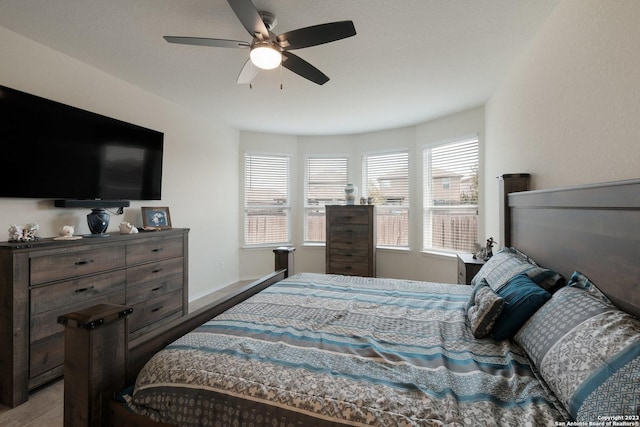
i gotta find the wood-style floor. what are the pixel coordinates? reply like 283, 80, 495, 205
0, 279, 253, 426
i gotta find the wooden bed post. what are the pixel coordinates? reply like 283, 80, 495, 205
58, 304, 132, 427
273, 246, 295, 277
499, 173, 530, 248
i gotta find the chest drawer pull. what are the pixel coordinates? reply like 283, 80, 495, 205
151, 286, 162, 292
151, 247, 163, 253
74, 259, 94, 266
74, 286, 95, 293
152, 268, 164, 274
151, 306, 163, 313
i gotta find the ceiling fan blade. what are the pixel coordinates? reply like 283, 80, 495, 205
237, 58, 260, 84
227, 0, 269, 40
277, 21, 356, 50
281, 51, 329, 85
164, 36, 249, 48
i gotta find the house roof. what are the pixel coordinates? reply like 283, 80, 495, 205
0, 0, 559, 135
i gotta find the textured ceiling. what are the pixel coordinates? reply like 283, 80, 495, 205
0, 0, 559, 135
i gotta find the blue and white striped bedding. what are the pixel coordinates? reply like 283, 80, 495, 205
127, 273, 566, 426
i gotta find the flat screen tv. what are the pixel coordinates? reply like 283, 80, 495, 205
0, 84, 163, 201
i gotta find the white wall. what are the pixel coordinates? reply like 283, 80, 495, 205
239, 106, 485, 283
485, 0, 640, 241
0, 26, 241, 300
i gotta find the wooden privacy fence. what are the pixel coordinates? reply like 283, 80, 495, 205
431, 213, 478, 253
248, 210, 477, 251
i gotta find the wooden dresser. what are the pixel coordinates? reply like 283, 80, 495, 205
325, 205, 376, 277
0, 228, 189, 407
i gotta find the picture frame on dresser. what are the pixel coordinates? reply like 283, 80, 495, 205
141, 206, 172, 229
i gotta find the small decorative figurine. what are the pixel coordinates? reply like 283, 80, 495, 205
485, 237, 495, 259
473, 237, 495, 261
119, 222, 139, 234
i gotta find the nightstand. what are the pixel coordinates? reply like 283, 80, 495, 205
457, 253, 485, 285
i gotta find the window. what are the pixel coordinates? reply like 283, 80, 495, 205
304, 156, 348, 243
423, 137, 479, 253
244, 153, 290, 246
362, 150, 409, 248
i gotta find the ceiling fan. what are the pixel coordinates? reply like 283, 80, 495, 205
163, 0, 356, 85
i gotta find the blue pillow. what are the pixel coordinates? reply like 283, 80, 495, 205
491, 274, 551, 340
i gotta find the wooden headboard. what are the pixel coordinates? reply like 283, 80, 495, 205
507, 178, 640, 319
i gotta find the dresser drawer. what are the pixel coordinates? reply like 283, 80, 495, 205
327, 207, 370, 224
328, 247, 370, 263
30, 246, 125, 285
327, 224, 370, 245
129, 289, 183, 333
327, 261, 371, 277
30, 289, 125, 343
30, 333, 64, 379
126, 274, 183, 306
126, 238, 183, 265
126, 256, 184, 288
31, 270, 126, 315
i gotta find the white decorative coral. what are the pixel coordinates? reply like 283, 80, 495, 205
8, 223, 39, 242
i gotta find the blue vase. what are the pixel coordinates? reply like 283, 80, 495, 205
87, 208, 110, 235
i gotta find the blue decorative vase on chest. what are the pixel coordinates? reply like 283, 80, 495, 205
344, 183, 358, 205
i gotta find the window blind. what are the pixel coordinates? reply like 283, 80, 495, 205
423, 137, 479, 253
362, 150, 409, 248
244, 153, 290, 246
304, 156, 348, 243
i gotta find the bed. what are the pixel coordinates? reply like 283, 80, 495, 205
60, 178, 640, 426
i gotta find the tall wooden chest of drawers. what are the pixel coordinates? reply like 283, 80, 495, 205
325, 205, 376, 277
0, 228, 189, 407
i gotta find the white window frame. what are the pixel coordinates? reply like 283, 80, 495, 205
423, 136, 479, 254
362, 149, 410, 249
243, 152, 291, 248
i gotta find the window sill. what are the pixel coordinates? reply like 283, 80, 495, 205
420, 250, 458, 260
376, 246, 411, 253
242, 244, 292, 251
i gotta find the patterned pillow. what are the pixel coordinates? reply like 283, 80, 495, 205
567, 271, 612, 304
509, 247, 565, 291
470, 247, 562, 292
514, 286, 640, 421
491, 274, 551, 340
466, 279, 505, 338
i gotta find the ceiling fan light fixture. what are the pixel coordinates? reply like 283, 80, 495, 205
250, 43, 281, 70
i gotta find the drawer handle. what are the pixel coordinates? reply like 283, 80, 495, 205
152, 268, 164, 274
346, 229, 354, 233
74, 259, 94, 266
151, 247, 164, 253
346, 253, 353, 257
74, 286, 94, 293
151, 286, 163, 292
151, 306, 163, 313
345, 266, 353, 270
345, 215, 353, 219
